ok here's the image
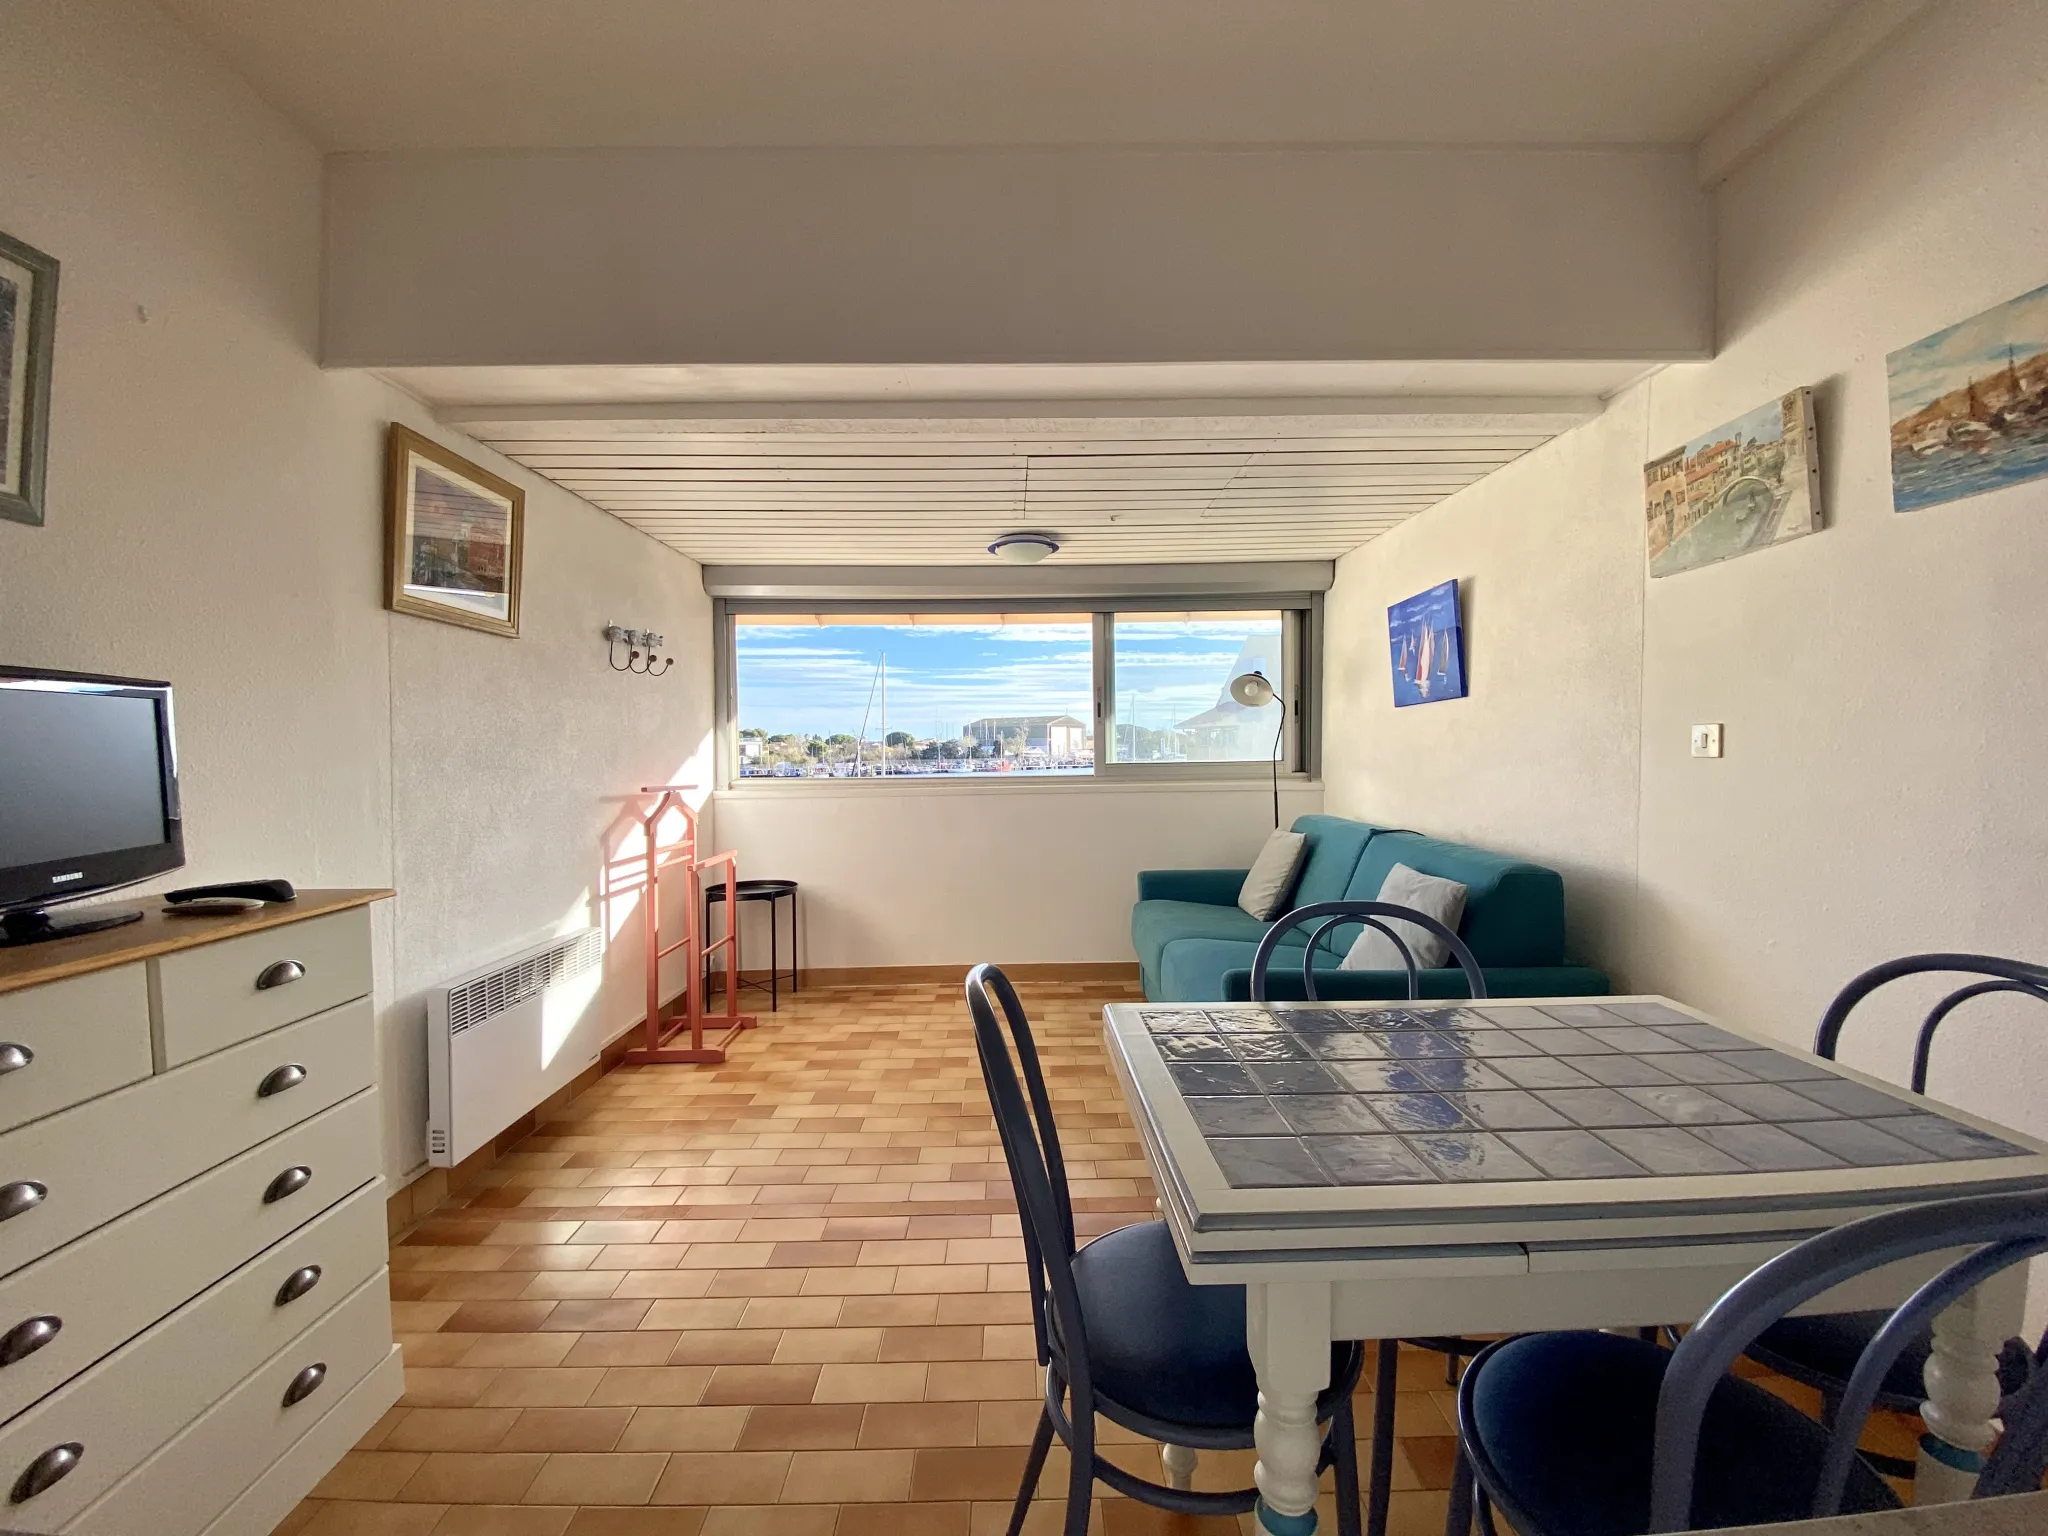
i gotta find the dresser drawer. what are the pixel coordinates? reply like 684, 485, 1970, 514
61, 1272, 392, 1536
0, 999, 375, 1279
0, 1193, 389, 1531
150, 907, 372, 1068
0, 971, 152, 1137
0, 1092, 382, 1424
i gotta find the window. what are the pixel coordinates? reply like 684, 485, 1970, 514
722, 603, 1313, 783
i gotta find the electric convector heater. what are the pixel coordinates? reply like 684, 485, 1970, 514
427, 928, 606, 1167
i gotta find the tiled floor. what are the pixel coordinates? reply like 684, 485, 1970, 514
277, 979, 1919, 1536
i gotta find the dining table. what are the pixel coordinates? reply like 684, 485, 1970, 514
1101, 994, 2048, 1536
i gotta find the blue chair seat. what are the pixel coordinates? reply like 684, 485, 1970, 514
1074, 1220, 1358, 1432
1752, 1309, 2034, 1412
1463, 1332, 1901, 1535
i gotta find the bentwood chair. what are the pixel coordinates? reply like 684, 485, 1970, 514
1742, 953, 2048, 1474
965, 963, 1367, 1536
1249, 901, 1492, 1536
1453, 1188, 2048, 1534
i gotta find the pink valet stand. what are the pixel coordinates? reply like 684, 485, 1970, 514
618, 784, 756, 1066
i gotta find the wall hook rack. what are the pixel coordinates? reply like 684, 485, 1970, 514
605, 623, 674, 676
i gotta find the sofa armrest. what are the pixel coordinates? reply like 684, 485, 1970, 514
1137, 868, 1249, 905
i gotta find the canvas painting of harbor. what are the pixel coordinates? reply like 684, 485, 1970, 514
1388, 579, 1466, 707
1887, 281, 2048, 514
1643, 389, 1821, 578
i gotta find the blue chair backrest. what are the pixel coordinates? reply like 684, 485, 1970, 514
964, 965, 1088, 1391
1650, 1189, 2048, 1530
1811, 952, 2048, 1093
1248, 900, 1489, 1003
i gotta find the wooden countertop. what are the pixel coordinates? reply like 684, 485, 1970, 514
0, 889, 393, 995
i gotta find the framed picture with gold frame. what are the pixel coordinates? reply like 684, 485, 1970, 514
384, 424, 524, 637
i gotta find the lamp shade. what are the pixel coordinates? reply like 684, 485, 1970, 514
1228, 670, 1277, 708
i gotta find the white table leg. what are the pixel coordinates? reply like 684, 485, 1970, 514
1248, 1279, 1334, 1536
1916, 1264, 2026, 1502
1161, 1442, 1198, 1490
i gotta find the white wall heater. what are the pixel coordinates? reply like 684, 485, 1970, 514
427, 927, 606, 1167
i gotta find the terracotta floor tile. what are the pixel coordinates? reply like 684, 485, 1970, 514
696, 1363, 826, 1406
773, 1327, 883, 1364
878, 1326, 986, 1362
395, 1451, 548, 1504
300, 1503, 449, 1535
667, 1329, 785, 1365
738, 1296, 842, 1329
444, 1301, 560, 1334
649, 1450, 793, 1504
382, 1409, 524, 1453
311, 1451, 428, 1501
910, 1446, 1041, 1502
428, 1506, 575, 1535
779, 1448, 915, 1503
544, 1300, 656, 1333
616, 1406, 752, 1453
697, 1508, 837, 1536
924, 1361, 1040, 1402
459, 1334, 580, 1369
523, 1271, 629, 1301
839, 1295, 940, 1328
495, 1408, 637, 1454
588, 1366, 719, 1407
565, 1332, 683, 1368
811, 1362, 927, 1404
403, 1368, 503, 1408
563, 1511, 707, 1536
476, 1370, 608, 1409
734, 1403, 866, 1451
860, 1402, 981, 1450
836, 1503, 972, 1536
523, 1453, 671, 1506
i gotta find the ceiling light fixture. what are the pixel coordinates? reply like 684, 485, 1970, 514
987, 532, 1059, 564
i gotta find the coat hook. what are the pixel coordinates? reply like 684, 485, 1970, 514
605, 622, 673, 678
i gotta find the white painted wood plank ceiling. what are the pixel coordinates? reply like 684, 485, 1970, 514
454, 412, 1589, 564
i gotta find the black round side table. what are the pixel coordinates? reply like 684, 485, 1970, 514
704, 879, 799, 1011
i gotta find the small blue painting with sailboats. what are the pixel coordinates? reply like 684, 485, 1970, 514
1387, 580, 1466, 708
1888, 281, 2048, 513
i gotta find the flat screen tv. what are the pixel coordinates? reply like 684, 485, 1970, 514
0, 667, 184, 946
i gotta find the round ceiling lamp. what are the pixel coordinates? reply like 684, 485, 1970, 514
1228, 670, 1277, 708
987, 532, 1060, 564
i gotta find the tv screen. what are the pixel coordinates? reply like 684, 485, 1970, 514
0, 670, 183, 920
0, 690, 170, 868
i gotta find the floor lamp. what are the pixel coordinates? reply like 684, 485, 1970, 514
1228, 669, 1285, 830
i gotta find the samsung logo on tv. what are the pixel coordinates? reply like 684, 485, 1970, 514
49, 872, 85, 885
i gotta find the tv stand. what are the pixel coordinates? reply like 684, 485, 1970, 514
0, 904, 145, 948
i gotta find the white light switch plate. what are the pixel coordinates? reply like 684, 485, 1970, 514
1691, 723, 1723, 758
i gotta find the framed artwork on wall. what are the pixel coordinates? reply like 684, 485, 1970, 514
1643, 388, 1821, 577
384, 424, 525, 637
0, 230, 59, 529
1887, 280, 2048, 514
1388, 579, 1466, 707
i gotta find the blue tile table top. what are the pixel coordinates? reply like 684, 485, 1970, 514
1129, 1000, 2031, 1190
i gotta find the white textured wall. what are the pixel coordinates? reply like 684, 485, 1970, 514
1326, 0, 2048, 1137
0, 0, 711, 1183
322, 145, 1712, 367
715, 781, 1321, 969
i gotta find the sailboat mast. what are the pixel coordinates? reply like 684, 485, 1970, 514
879, 652, 887, 777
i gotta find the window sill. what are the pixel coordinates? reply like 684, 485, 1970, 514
714, 774, 1321, 801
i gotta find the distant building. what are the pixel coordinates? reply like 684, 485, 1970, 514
963, 715, 1090, 757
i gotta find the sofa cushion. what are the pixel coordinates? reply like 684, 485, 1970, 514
1237, 830, 1309, 920
1341, 863, 1469, 971
1132, 899, 1274, 983
1341, 832, 1564, 967
1286, 814, 1379, 907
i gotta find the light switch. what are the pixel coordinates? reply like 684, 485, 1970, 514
1691, 723, 1723, 759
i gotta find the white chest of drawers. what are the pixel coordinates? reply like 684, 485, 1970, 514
0, 891, 399, 1536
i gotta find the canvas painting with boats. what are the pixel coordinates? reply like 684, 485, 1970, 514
1388, 579, 1466, 708
1643, 388, 1821, 578
1887, 280, 2048, 514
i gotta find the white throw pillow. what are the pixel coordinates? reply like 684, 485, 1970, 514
1339, 863, 1469, 972
1237, 830, 1309, 921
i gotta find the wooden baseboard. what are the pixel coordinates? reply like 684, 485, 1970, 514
744, 962, 1140, 987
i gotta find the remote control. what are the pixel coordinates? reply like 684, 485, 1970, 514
164, 896, 266, 916
164, 879, 298, 905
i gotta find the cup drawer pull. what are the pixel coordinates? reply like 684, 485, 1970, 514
282, 1362, 326, 1407
264, 1166, 313, 1204
0, 1317, 60, 1368
256, 960, 306, 991
276, 1265, 322, 1306
0, 1045, 31, 1076
10, 1443, 82, 1503
258, 1063, 307, 1097
0, 1183, 45, 1223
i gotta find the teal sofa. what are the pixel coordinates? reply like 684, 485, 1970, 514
1133, 814, 1609, 1002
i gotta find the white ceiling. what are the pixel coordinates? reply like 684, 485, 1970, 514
160, 0, 1853, 152
443, 401, 1593, 566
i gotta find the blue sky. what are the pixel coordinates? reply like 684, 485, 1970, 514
1886, 280, 2048, 416
736, 617, 1280, 739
